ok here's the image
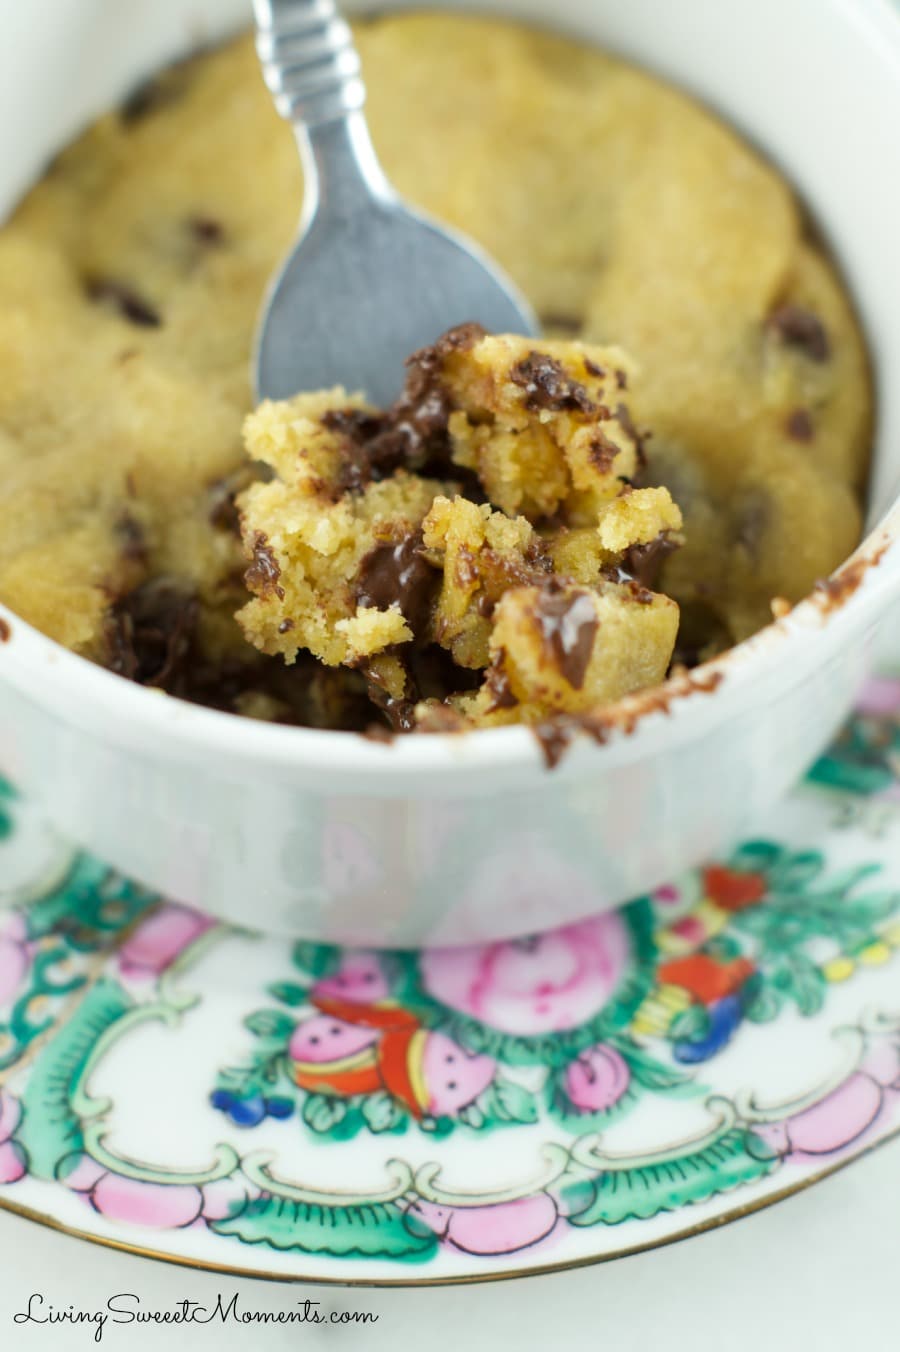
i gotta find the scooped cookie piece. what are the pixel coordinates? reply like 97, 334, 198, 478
442, 332, 642, 521
459, 578, 679, 725
237, 327, 683, 733
237, 389, 450, 666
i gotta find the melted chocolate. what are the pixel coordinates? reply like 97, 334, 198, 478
105, 580, 198, 689
85, 277, 162, 328
533, 583, 599, 690
355, 531, 438, 633
326, 323, 486, 493
0, 617, 10, 642
510, 353, 596, 414
619, 534, 679, 590
485, 655, 518, 711
245, 532, 285, 601
768, 305, 831, 363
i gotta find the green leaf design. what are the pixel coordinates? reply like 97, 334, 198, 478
786, 957, 826, 1017
566, 1128, 776, 1227
668, 1004, 710, 1044
291, 942, 341, 981
487, 1077, 539, 1125
302, 1093, 349, 1135
268, 982, 310, 1008
211, 1194, 436, 1261
617, 1040, 697, 1094
244, 1009, 295, 1042
19, 978, 132, 1178
361, 1092, 404, 1134
457, 1103, 486, 1129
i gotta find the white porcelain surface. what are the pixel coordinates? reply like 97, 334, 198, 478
1, 0, 900, 944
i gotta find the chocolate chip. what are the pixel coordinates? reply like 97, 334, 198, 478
86, 277, 161, 328
278, 619, 295, 634
786, 408, 815, 442
115, 513, 147, 566
119, 57, 193, 125
510, 353, 597, 414
589, 429, 621, 473
533, 582, 599, 690
615, 369, 629, 391
583, 357, 606, 379
189, 216, 225, 245
485, 654, 518, 711
735, 491, 771, 559
355, 531, 437, 634
245, 532, 285, 601
538, 313, 582, 336
768, 305, 831, 363
208, 480, 242, 536
617, 534, 680, 590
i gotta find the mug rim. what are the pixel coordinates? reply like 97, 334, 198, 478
1, 0, 899, 779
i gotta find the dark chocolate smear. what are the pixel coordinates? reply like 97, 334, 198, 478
355, 531, 437, 633
510, 353, 596, 414
86, 277, 162, 329
768, 305, 831, 363
0, 617, 10, 642
533, 582, 599, 690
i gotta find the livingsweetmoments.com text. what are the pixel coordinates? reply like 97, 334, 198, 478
13, 1292, 380, 1342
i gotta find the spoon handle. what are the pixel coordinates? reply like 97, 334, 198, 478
253, 0, 366, 128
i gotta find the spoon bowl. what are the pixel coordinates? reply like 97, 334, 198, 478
253, 0, 537, 404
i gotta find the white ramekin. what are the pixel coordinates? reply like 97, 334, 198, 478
1, 0, 899, 946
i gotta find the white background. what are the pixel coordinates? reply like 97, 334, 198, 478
0, 1135, 897, 1350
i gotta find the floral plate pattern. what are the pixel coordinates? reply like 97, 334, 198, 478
1, 679, 900, 1284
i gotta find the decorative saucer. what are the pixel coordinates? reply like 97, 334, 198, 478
1, 676, 900, 1285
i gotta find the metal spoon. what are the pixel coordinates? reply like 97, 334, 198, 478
252, 0, 538, 405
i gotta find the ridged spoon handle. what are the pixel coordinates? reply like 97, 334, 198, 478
253, 0, 366, 127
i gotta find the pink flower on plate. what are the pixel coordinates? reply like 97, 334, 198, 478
59, 1152, 252, 1230
60, 1153, 204, 1228
0, 1090, 26, 1185
117, 903, 214, 980
312, 952, 391, 1005
565, 1044, 631, 1113
0, 910, 29, 1008
288, 1012, 380, 1065
420, 913, 631, 1036
755, 1044, 900, 1163
421, 1033, 496, 1117
406, 1194, 558, 1256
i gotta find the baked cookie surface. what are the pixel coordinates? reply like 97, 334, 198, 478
0, 16, 871, 729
